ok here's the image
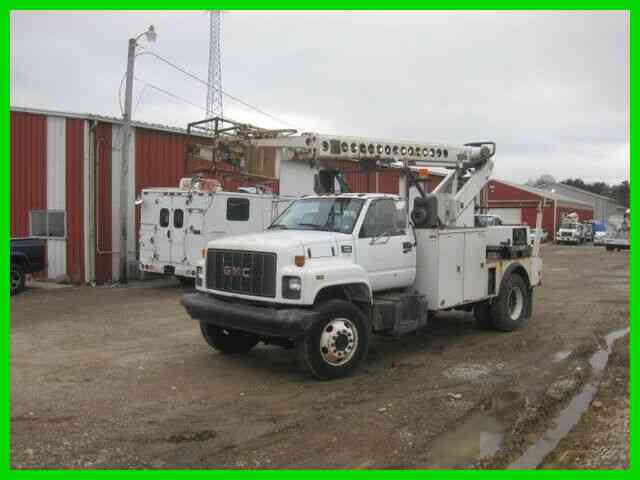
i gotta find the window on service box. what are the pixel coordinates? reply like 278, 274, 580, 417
173, 209, 184, 228
227, 198, 250, 221
29, 210, 66, 238
159, 208, 170, 227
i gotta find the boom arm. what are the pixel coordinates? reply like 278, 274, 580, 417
255, 133, 496, 227
254, 133, 493, 169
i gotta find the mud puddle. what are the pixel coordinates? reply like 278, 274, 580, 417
428, 390, 525, 467
509, 327, 629, 469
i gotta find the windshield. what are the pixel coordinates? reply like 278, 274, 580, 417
475, 215, 501, 227
561, 222, 578, 229
270, 197, 365, 234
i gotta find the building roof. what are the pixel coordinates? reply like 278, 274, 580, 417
492, 178, 593, 209
537, 181, 621, 203
11, 105, 205, 137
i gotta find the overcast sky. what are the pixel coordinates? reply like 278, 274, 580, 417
11, 11, 629, 184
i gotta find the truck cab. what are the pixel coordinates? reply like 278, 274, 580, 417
183, 191, 542, 379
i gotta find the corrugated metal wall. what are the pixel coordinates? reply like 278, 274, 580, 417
66, 118, 85, 284
94, 122, 113, 283
135, 128, 186, 190
11, 111, 47, 238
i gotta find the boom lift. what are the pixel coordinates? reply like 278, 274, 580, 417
181, 127, 543, 379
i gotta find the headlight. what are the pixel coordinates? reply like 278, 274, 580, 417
195, 266, 204, 287
282, 276, 301, 299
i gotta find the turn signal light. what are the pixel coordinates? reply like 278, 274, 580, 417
294, 255, 305, 267
418, 168, 430, 178
201, 249, 206, 258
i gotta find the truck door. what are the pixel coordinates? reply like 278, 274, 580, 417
356, 198, 416, 292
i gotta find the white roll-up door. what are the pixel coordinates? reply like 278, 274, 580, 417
487, 208, 522, 225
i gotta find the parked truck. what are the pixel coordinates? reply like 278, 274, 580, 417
10, 238, 46, 295
181, 130, 543, 379
556, 212, 585, 245
137, 176, 292, 284
605, 209, 630, 251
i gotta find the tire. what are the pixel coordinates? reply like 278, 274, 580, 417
199, 322, 260, 354
178, 276, 195, 288
489, 273, 531, 332
296, 299, 370, 380
10, 263, 26, 296
473, 301, 494, 329
606, 245, 614, 251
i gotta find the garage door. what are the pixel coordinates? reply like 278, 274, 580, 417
487, 208, 522, 225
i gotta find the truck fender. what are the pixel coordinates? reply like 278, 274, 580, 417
501, 262, 531, 288
312, 281, 373, 306
498, 261, 533, 317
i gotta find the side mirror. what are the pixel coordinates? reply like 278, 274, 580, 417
134, 195, 143, 206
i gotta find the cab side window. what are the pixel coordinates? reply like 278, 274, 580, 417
359, 199, 401, 238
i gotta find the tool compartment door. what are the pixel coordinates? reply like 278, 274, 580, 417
184, 193, 211, 269
463, 230, 487, 302
156, 196, 172, 262
436, 232, 464, 308
170, 203, 186, 265
138, 193, 160, 264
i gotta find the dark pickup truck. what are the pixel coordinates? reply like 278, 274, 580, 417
10, 238, 46, 295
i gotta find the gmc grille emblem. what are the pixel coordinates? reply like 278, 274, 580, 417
223, 266, 251, 278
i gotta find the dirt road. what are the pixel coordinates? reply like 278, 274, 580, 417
11, 244, 629, 468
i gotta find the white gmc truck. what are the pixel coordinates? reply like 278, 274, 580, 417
181, 134, 543, 379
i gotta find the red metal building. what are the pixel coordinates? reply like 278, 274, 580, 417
483, 179, 594, 241
11, 106, 408, 284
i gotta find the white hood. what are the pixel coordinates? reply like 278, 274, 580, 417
207, 229, 352, 255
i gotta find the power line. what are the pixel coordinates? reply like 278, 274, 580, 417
136, 49, 296, 128
134, 77, 207, 112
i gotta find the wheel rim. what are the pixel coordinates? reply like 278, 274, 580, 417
10, 269, 21, 292
508, 287, 524, 321
319, 317, 358, 366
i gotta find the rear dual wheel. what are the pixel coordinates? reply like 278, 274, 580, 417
474, 273, 531, 332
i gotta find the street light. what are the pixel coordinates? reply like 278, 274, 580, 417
119, 25, 157, 284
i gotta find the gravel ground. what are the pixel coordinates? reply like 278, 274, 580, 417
11, 244, 629, 468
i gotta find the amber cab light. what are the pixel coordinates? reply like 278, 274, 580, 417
294, 255, 305, 267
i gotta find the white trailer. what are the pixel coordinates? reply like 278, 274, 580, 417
181, 131, 543, 379
137, 183, 292, 283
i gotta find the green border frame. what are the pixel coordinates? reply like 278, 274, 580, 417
2, 4, 635, 476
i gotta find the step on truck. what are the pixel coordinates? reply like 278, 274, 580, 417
181, 132, 543, 379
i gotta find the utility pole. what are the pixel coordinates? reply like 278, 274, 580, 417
120, 25, 156, 284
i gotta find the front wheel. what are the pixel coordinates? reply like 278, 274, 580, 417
199, 322, 260, 354
297, 299, 370, 380
490, 273, 531, 332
